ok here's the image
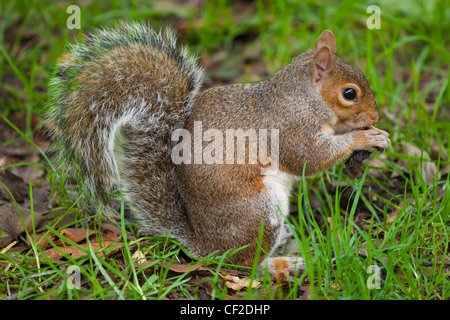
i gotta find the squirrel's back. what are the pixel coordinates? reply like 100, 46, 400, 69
46, 22, 204, 239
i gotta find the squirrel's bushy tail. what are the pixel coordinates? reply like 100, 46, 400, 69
46, 22, 204, 237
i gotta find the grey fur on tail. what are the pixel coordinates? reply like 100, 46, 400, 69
45, 22, 204, 239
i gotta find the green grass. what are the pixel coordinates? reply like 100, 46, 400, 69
0, 0, 449, 300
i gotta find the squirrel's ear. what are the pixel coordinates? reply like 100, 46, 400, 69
310, 46, 333, 85
315, 30, 336, 55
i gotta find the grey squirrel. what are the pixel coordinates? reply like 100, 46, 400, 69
46, 22, 389, 275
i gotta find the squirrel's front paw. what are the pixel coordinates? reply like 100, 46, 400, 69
351, 126, 390, 153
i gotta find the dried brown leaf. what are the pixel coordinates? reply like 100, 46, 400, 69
43, 238, 123, 260
165, 261, 207, 273
301, 284, 311, 300
131, 249, 147, 263
143, 258, 208, 274
398, 143, 439, 185
0, 167, 28, 202
54, 228, 96, 246
222, 274, 260, 291
26, 232, 53, 250
0, 203, 44, 247
386, 202, 404, 225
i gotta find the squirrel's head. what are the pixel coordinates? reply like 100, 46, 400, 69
309, 30, 380, 134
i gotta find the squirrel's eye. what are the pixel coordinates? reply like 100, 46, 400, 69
343, 87, 357, 101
